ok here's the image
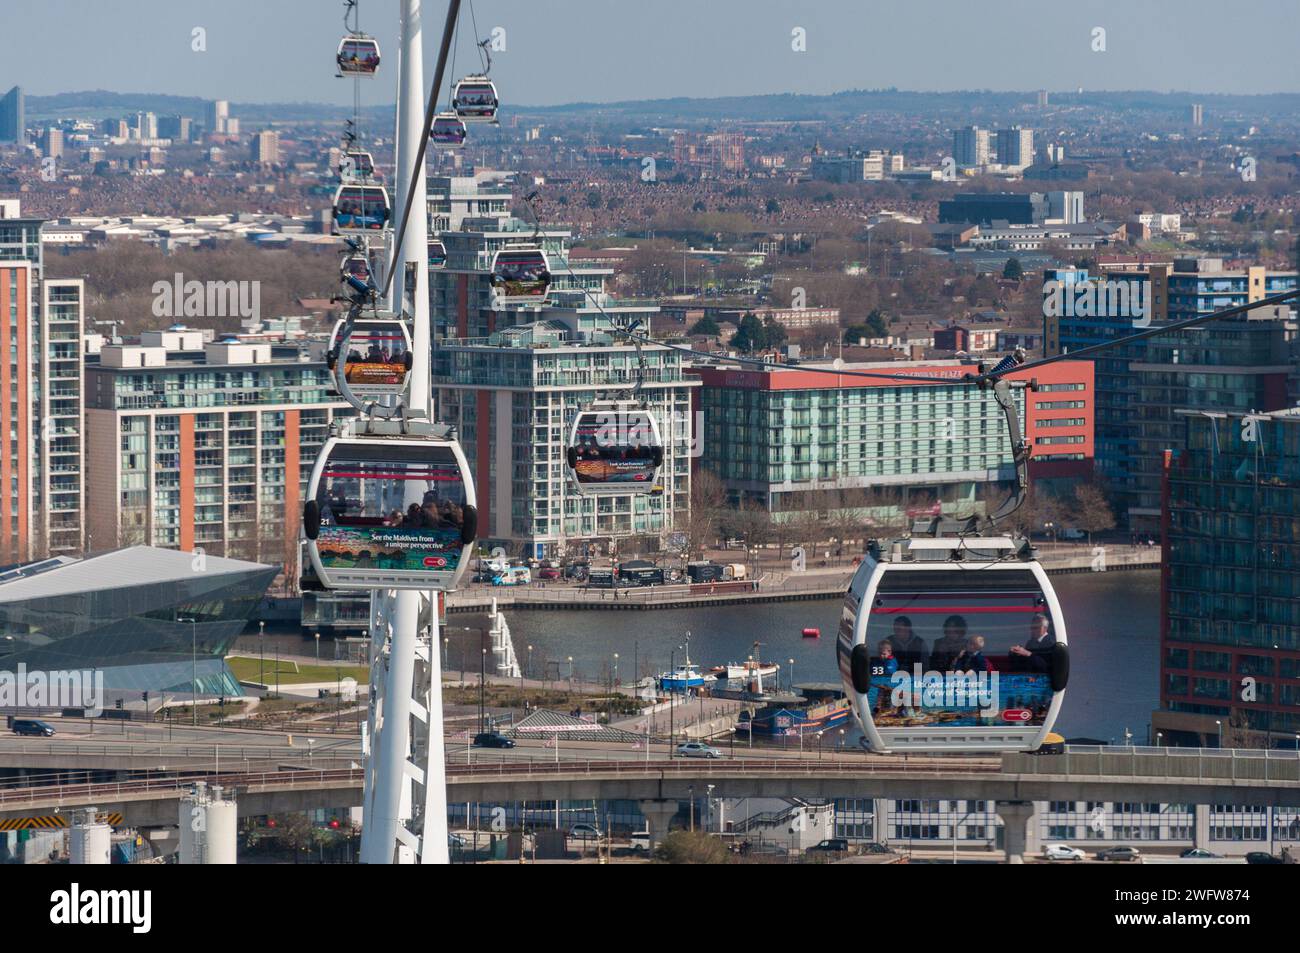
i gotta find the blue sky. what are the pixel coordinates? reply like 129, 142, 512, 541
6, 0, 1300, 105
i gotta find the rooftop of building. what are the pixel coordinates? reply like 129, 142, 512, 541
445, 316, 676, 352
0, 545, 276, 602
86, 326, 323, 371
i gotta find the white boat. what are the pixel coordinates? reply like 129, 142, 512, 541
711, 661, 780, 682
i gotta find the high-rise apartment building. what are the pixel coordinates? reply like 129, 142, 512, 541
995, 126, 1034, 168
433, 317, 696, 557
206, 100, 229, 134
1047, 258, 1298, 531
157, 115, 191, 142
953, 126, 990, 168
0, 206, 85, 560
39, 127, 63, 160
1157, 409, 1300, 748
252, 130, 279, 165
0, 86, 23, 144
427, 172, 622, 342
85, 330, 352, 567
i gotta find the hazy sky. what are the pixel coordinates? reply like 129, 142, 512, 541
6, 0, 1300, 105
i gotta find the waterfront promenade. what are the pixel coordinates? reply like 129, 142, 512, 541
447, 543, 1159, 613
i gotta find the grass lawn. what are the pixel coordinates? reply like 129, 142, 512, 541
227, 655, 369, 686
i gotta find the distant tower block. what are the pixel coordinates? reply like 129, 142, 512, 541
178, 782, 238, 864
1037, 90, 1049, 107
1190, 103, 1204, 126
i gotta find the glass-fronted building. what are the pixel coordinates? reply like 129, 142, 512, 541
691, 359, 1092, 517
1157, 409, 1300, 748
0, 545, 277, 700
434, 317, 696, 557
1047, 258, 1297, 531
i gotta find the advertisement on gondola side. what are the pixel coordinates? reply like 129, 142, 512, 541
861, 590, 1057, 728
571, 414, 659, 485
341, 325, 409, 392
315, 452, 468, 574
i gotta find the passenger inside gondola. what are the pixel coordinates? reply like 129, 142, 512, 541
951, 635, 990, 674
885, 616, 926, 669
928, 614, 969, 671
1009, 613, 1056, 672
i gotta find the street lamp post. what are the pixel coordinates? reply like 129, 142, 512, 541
1215, 720, 1222, 749
610, 652, 619, 721
788, 658, 795, 693
669, 646, 676, 759
259, 620, 265, 685
179, 615, 199, 726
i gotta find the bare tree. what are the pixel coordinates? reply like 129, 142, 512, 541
676, 469, 727, 558
827, 488, 872, 556
1220, 709, 1266, 751
1070, 482, 1116, 545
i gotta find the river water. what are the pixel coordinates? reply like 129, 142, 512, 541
505, 569, 1162, 744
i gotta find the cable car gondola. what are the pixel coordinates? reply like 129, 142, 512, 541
302, 420, 477, 591
340, 150, 378, 181
429, 112, 467, 149
340, 253, 373, 284
327, 315, 412, 403
337, 35, 381, 78
428, 240, 447, 269
333, 183, 390, 233
837, 359, 1068, 753
565, 400, 664, 495
452, 75, 499, 123
839, 532, 1069, 753
489, 245, 550, 307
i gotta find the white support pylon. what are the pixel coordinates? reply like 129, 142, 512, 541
360, 0, 450, 865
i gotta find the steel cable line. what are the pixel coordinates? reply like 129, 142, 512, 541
379, 0, 463, 300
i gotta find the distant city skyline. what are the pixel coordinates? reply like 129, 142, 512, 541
3, 0, 1299, 108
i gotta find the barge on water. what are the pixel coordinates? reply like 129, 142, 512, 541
730, 683, 852, 738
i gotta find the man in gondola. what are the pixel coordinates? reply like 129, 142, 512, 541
885, 616, 926, 670
929, 614, 969, 672
1010, 613, 1056, 673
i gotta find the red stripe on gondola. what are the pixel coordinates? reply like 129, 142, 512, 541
870, 605, 1041, 614
324, 470, 461, 480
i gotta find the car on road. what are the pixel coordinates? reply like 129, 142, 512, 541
806, 838, 849, 855
1044, 843, 1085, 861
472, 731, 515, 749
676, 741, 723, 759
1180, 847, 1220, 859
1246, 851, 1284, 864
1096, 845, 1141, 862
628, 830, 651, 852
860, 842, 893, 855
11, 719, 55, 737
537, 567, 561, 579
569, 823, 602, 841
